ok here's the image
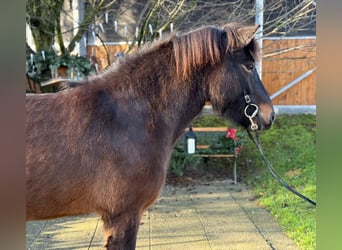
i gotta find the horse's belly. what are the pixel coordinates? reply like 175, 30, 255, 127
26, 138, 172, 221
26, 188, 95, 221
26, 168, 94, 220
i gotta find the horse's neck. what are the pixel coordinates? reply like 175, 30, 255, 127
162, 80, 207, 145
101, 53, 208, 145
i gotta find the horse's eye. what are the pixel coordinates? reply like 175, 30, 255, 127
245, 64, 254, 71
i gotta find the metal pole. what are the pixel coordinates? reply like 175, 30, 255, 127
255, 0, 264, 79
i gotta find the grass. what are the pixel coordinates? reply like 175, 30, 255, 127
192, 114, 316, 250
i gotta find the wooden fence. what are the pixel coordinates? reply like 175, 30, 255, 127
87, 37, 316, 105
262, 37, 316, 105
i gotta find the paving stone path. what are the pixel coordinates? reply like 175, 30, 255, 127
26, 179, 298, 250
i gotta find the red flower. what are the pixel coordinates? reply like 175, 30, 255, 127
226, 128, 237, 141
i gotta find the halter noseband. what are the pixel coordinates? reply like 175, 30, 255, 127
244, 94, 259, 130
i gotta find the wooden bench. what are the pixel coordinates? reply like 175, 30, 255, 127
179, 127, 239, 184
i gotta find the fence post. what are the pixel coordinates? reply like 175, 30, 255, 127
255, 0, 264, 79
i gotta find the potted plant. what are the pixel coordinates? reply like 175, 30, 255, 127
26, 51, 96, 92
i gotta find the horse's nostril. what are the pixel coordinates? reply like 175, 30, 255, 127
270, 111, 276, 124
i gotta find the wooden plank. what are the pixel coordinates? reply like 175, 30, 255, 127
194, 154, 235, 158
40, 77, 71, 87
184, 127, 227, 132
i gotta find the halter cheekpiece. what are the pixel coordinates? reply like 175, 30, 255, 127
244, 94, 259, 130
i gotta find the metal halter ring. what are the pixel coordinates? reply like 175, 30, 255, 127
244, 95, 251, 104
244, 103, 259, 130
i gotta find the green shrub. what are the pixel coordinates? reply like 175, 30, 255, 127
169, 146, 201, 176
169, 116, 246, 176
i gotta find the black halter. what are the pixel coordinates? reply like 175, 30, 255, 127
228, 48, 260, 131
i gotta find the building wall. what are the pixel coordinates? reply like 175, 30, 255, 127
86, 43, 131, 71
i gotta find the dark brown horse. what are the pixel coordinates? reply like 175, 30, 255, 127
26, 23, 275, 249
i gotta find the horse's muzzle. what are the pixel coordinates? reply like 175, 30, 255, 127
261, 110, 276, 130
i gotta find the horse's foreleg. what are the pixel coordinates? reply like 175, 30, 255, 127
102, 211, 141, 250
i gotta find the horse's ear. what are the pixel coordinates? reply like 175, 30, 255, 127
218, 29, 228, 55
236, 24, 260, 46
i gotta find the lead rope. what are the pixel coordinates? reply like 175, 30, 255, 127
242, 94, 316, 206
246, 129, 316, 206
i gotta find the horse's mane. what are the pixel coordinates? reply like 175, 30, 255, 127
63, 23, 259, 89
